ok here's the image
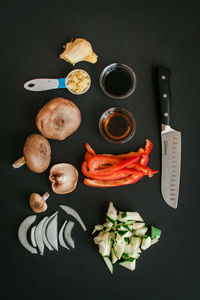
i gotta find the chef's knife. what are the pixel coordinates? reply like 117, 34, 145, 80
158, 66, 181, 208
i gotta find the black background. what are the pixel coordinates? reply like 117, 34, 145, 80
1, 0, 200, 299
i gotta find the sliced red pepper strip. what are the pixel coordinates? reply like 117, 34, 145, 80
130, 163, 158, 178
88, 156, 140, 175
87, 155, 123, 171
84, 152, 93, 162
85, 143, 96, 156
84, 173, 144, 188
82, 161, 143, 181
139, 155, 149, 166
96, 139, 153, 159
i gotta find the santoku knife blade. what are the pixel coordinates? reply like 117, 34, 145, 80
158, 66, 181, 209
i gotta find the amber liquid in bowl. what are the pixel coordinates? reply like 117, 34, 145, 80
103, 111, 132, 141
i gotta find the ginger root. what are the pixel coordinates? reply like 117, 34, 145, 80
60, 38, 98, 65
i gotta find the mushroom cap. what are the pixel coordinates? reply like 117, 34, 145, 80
29, 193, 48, 213
49, 163, 78, 194
36, 97, 81, 140
23, 134, 51, 173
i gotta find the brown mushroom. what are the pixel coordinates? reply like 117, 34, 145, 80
36, 97, 81, 141
12, 134, 51, 173
49, 163, 78, 194
29, 192, 50, 213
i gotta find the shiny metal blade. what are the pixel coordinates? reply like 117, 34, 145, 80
161, 125, 181, 208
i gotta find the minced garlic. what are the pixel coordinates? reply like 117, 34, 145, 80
67, 69, 90, 94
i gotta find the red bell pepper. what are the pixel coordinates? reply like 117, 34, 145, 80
85, 143, 96, 156
84, 152, 93, 162
82, 161, 143, 181
87, 156, 140, 176
84, 172, 144, 188
87, 155, 123, 171
130, 163, 158, 177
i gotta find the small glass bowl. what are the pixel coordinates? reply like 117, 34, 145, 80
99, 63, 137, 99
99, 107, 136, 144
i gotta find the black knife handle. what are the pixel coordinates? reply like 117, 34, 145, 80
158, 66, 171, 125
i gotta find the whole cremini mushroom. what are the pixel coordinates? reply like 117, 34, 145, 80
49, 163, 78, 194
12, 134, 51, 173
36, 97, 81, 141
29, 192, 50, 213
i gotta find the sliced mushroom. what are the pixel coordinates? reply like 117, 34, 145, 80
36, 97, 81, 141
49, 163, 78, 194
12, 134, 51, 173
29, 192, 50, 213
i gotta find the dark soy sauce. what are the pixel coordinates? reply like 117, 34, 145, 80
103, 112, 132, 140
104, 69, 132, 96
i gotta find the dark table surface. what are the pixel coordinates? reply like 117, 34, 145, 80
1, 0, 200, 299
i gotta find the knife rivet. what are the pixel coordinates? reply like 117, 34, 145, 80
162, 93, 167, 98
164, 112, 168, 117
161, 75, 166, 80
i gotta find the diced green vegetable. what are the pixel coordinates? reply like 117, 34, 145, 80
103, 256, 113, 274
135, 226, 148, 237
93, 231, 104, 244
151, 238, 159, 245
111, 248, 118, 264
119, 258, 136, 271
92, 202, 161, 274
151, 226, 161, 239
118, 231, 132, 238
141, 236, 151, 250
98, 232, 112, 256
132, 222, 145, 230
92, 224, 104, 235
106, 202, 117, 223
130, 236, 141, 251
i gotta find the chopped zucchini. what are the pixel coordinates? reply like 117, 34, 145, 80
130, 236, 141, 251
118, 230, 132, 238
98, 232, 112, 256
92, 224, 104, 235
132, 222, 145, 230
135, 226, 148, 237
151, 238, 159, 245
93, 231, 104, 244
111, 248, 118, 264
103, 256, 113, 274
106, 202, 117, 223
119, 258, 136, 271
141, 236, 151, 250
117, 212, 143, 222
151, 226, 161, 239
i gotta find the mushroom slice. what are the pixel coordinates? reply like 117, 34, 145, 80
49, 163, 78, 194
64, 221, 75, 249
60, 205, 87, 231
58, 220, 70, 250
36, 97, 81, 141
12, 134, 51, 173
18, 215, 37, 254
35, 216, 48, 255
46, 212, 58, 251
42, 215, 55, 251
31, 225, 37, 248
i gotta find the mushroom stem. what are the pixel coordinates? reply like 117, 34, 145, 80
12, 156, 25, 168
42, 192, 50, 201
